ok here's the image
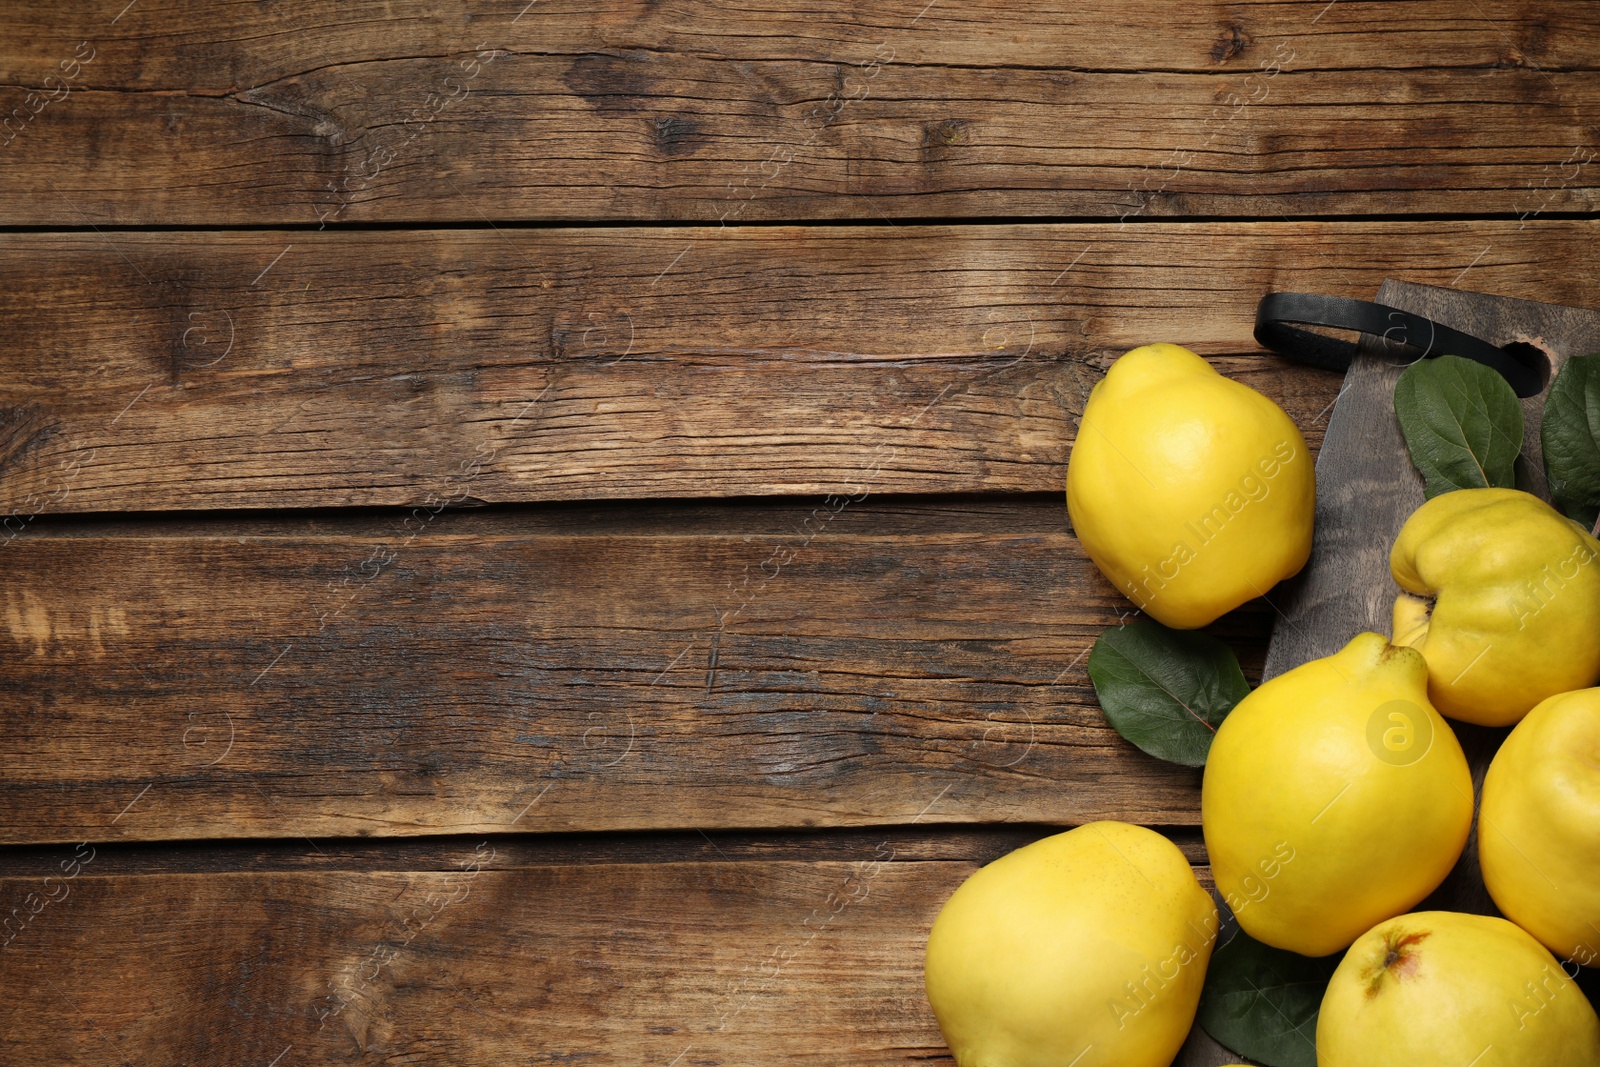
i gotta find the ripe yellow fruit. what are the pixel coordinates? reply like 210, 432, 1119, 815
925, 821, 1217, 1067
1201, 633, 1473, 956
1066, 343, 1315, 629
1317, 911, 1600, 1066
1480, 687, 1600, 965
1390, 487, 1600, 726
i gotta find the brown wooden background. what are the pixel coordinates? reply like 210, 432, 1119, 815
2, 2, 1597, 1063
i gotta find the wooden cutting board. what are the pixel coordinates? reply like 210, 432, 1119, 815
1178, 279, 1600, 1067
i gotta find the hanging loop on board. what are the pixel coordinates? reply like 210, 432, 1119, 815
1254, 292, 1545, 398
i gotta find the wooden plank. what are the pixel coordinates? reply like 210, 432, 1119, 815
0, 498, 1282, 846
5, 221, 1599, 512
1, 2, 1597, 224
6, 0, 1595, 84
0, 846, 1217, 1064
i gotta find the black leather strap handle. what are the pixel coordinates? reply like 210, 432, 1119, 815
1254, 292, 1544, 398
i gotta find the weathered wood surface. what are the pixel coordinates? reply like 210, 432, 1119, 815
4, 2, 1594, 1059
0, 859, 964, 1062
1, 2, 1596, 224
6, 221, 1600, 512
0, 499, 1282, 846
0, 833, 1210, 1065
6, 0, 1592, 80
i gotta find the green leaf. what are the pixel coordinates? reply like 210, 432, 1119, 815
1197, 930, 1341, 1067
1394, 354, 1523, 499
1087, 620, 1248, 767
1542, 353, 1600, 530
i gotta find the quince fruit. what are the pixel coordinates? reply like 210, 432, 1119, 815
1066, 343, 1314, 629
1391, 487, 1600, 726
1480, 687, 1600, 966
1202, 633, 1473, 956
925, 821, 1217, 1067
1317, 910, 1600, 1066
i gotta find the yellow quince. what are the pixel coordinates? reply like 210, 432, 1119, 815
1479, 687, 1600, 966
1202, 633, 1473, 956
925, 821, 1217, 1067
1318, 911, 1600, 1066
1067, 343, 1315, 629
1391, 487, 1600, 726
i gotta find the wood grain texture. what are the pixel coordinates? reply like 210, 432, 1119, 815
1, 2, 1596, 224
0, 498, 1283, 846
5, 0, 1593, 82
6, 221, 1600, 512
0, 846, 1219, 1065
0, 858, 965, 1063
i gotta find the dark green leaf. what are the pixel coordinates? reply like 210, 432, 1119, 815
1087, 620, 1247, 767
1197, 930, 1341, 1067
1542, 353, 1600, 530
1394, 354, 1523, 499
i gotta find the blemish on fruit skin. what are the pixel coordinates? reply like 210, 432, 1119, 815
1376, 638, 1420, 664
1364, 929, 1431, 997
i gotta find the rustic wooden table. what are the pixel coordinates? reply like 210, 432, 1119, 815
1, 2, 1596, 1063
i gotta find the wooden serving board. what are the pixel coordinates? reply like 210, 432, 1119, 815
1179, 279, 1600, 1066
1261, 279, 1595, 676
